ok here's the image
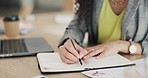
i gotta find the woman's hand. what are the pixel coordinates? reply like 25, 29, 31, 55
58, 39, 87, 64
83, 41, 121, 60
83, 40, 142, 60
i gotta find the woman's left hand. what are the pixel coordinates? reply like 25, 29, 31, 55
83, 41, 121, 60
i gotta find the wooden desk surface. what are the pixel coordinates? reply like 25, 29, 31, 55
0, 12, 143, 78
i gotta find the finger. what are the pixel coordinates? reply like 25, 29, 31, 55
95, 52, 107, 60
59, 52, 75, 64
84, 47, 92, 51
83, 48, 104, 60
64, 39, 79, 58
77, 46, 88, 58
96, 51, 117, 60
60, 46, 78, 63
85, 45, 101, 53
85, 46, 96, 51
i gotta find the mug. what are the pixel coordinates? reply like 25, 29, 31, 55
3, 15, 20, 38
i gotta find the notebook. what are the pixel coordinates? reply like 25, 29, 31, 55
0, 37, 53, 57
37, 53, 136, 73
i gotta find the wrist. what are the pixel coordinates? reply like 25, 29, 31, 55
129, 40, 137, 54
115, 40, 130, 54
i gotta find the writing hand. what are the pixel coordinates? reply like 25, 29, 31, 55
59, 39, 87, 64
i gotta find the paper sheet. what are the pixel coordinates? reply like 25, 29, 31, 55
134, 57, 148, 78
81, 67, 142, 78
81, 57, 148, 78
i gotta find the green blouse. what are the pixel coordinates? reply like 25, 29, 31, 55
98, 0, 125, 43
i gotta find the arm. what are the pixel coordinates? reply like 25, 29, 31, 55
58, 14, 88, 47
117, 40, 142, 55
58, 14, 88, 64
83, 40, 143, 60
140, 31, 148, 55
83, 0, 148, 59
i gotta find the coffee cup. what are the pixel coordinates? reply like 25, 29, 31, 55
3, 15, 20, 38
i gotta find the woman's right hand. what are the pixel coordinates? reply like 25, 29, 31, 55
58, 39, 87, 64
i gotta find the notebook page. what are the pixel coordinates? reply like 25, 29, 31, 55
37, 53, 88, 72
37, 53, 135, 72
84, 54, 135, 68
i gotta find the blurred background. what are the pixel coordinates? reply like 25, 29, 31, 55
0, 0, 76, 51
0, 0, 73, 16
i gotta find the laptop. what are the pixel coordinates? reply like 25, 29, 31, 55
0, 37, 53, 57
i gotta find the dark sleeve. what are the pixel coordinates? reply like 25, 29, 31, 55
141, 30, 148, 55
141, 0, 148, 55
58, 14, 88, 47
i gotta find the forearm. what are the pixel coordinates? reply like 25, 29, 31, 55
116, 40, 142, 55
58, 28, 85, 47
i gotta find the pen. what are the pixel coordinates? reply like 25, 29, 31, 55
66, 28, 83, 65
70, 39, 83, 65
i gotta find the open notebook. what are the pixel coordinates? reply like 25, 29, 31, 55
37, 53, 136, 73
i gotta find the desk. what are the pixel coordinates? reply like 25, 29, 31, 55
0, 12, 143, 78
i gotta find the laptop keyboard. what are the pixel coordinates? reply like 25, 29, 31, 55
0, 39, 28, 54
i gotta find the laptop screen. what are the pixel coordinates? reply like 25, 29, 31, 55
0, 37, 53, 57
